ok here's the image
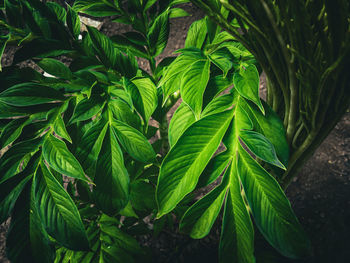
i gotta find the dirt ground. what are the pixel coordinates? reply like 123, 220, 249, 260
1, 3, 349, 263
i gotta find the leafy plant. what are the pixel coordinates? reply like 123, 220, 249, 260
0, 0, 348, 262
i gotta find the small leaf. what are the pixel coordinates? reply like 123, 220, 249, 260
53, 115, 72, 143
0, 83, 65, 106
37, 58, 73, 80
0, 137, 42, 182
156, 109, 234, 217
132, 77, 158, 125
42, 134, 89, 182
169, 8, 190, 18
168, 103, 196, 147
180, 169, 229, 239
239, 130, 286, 170
112, 120, 156, 163
69, 95, 104, 124
34, 163, 90, 250
0, 117, 28, 148
243, 100, 289, 167
233, 64, 264, 114
201, 93, 235, 118
181, 59, 210, 118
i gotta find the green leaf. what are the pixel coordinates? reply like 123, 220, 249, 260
130, 179, 156, 212
69, 95, 104, 124
37, 58, 73, 80
239, 130, 286, 170
112, 120, 156, 163
219, 162, 255, 263
34, 163, 90, 250
13, 39, 71, 64
181, 59, 210, 118
180, 169, 229, 239
233, 64, 264, 114
132, 77, 158, 124
0, 34, 9, 71
208, 48, 234, 77
243, 100, 289, 166
197, 151, 231, 188
168, 103, 196, 147
6, 183, 55, 263
42, 134, 89, 182
0, 83, 65, 106
159, 49, 204, 103
108, 99, 141, 130
75, 118, 108, 177
47, 2, 67, 23
169, 7, 190, 18
185, 18, 207, 49
0, 168, 32, 224
53, 115, 72, 143
0, 117, 28, 148
156, 109, 234, 217
147, 11, 169, 56
237, 143, 311, 258
0, 137, 42, 182
66, 5, 80, 39
201, 92, 235, 118
87, 26, 116, 68
93, 126, 129, 215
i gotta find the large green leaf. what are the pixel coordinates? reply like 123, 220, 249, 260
185, 18, 207, 49
87, 26, 116, 68
0, 83, 65, 106
42, 134, 89, 182
156, 109, 234, 217
37, 58, 73, 80
219, 162, 255, 263
112, 120, 156, 163
180, 168, 229, 239
237, 143, 311, 258
93, 126, 129, 215
233, 64, 264, 114
147, 11, 169, 56
34, 163, 90, 250
108, 99, 141, 130
168, 103, 196, 147
6, 183, 54, 263
180, 59, 210, 118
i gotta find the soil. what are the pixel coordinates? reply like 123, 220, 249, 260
1, 3, 349, 263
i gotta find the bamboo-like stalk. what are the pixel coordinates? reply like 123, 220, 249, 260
191, 0, 350, 188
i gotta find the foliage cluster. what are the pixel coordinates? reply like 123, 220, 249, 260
0, 0, 348, 262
